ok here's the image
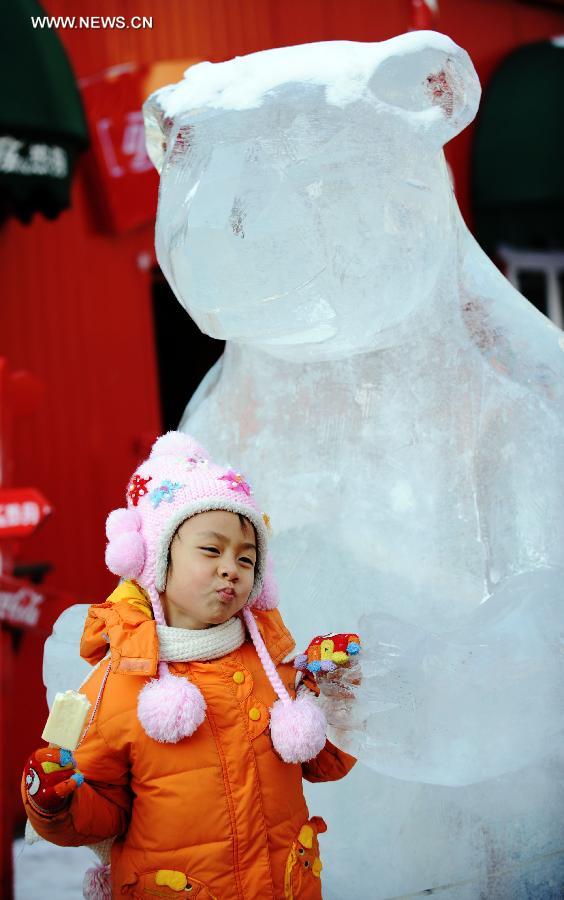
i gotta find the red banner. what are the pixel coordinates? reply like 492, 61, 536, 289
80, 64, 159, 233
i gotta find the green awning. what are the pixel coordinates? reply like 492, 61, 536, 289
471, 40, 564, 252
0, 0, 89, 223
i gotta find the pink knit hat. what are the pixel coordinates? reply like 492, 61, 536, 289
104, 431, 326, 764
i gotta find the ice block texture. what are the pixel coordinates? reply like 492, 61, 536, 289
43, 604, 92, 708
144, 32, 564, 897
42, 690, 91, 751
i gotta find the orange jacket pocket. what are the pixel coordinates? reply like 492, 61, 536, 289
123, 868, 217, 898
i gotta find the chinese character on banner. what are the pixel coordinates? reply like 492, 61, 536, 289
79, 64, 159, 233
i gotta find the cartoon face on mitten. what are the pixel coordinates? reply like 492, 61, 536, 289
144, 34, 480, 361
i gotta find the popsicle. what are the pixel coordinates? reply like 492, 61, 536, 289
42, 690, 91, 751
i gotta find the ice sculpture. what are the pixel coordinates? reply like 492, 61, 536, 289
144, 33, 564, 896
43, 604, 92, 707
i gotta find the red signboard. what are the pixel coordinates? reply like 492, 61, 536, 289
0, 487, 52, 538
79, 63, 159, 233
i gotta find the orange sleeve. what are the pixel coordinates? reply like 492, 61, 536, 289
297, 671, 357, 782
22, 769, 131, 846
22, 665, 133, 846
302, 737, 357, 783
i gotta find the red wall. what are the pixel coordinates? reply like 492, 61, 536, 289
3, 0, 563, 823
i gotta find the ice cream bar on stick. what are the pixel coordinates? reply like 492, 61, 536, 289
42, 690, 91, 751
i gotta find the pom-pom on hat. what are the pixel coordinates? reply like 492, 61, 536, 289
103, 432, 327, 763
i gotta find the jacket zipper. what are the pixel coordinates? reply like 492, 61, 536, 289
204, 704, 245, 900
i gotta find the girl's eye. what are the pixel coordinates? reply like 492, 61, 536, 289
201, 547, 219, 554
240, 557, 255, 566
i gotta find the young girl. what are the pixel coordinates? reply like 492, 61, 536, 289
22, 431, 356, 899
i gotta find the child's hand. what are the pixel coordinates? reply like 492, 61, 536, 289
314, 656, 366, 732
24, 745, 84, 814
315, 654, 362, 702
294, 631, 362, 706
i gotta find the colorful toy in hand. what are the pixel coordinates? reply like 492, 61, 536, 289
294, 632, 361, 674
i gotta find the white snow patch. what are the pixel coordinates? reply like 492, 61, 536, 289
157, 32, 461, 114
14, 837, 95, 900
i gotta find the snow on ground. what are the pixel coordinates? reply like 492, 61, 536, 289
13, 837, 96, 899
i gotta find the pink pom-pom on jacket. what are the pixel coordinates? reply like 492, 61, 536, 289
83, 863, 112, 900
137, 660, 206, 743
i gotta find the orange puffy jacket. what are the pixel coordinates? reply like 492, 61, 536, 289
22, 581, 356, 899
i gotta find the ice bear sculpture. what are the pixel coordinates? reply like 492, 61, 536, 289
144, 33, 564, 897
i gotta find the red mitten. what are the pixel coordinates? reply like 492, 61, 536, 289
24, 746, 84, 815
294, 632, 362, 703
294, 631, 361, 675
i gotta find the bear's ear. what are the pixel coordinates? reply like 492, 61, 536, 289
143, 87, 176, 174
367, 34, 481, 146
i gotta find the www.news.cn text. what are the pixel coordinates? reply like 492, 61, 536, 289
31, 15, 153, 30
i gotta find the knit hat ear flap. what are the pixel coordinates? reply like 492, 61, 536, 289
249, 553, 279, 611
136, 586, 207, 743
241, 607, 327, 763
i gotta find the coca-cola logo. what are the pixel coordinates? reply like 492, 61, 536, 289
0, 586, 43, 626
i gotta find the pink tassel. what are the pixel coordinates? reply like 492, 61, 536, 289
83, 863, 111, 899
242, 607, 327, 763
137, 661, 206, 743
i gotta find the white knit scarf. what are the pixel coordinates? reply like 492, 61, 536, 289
157, 615, 246, 662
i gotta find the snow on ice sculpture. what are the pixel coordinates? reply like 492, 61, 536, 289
143, 32, 564, 895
